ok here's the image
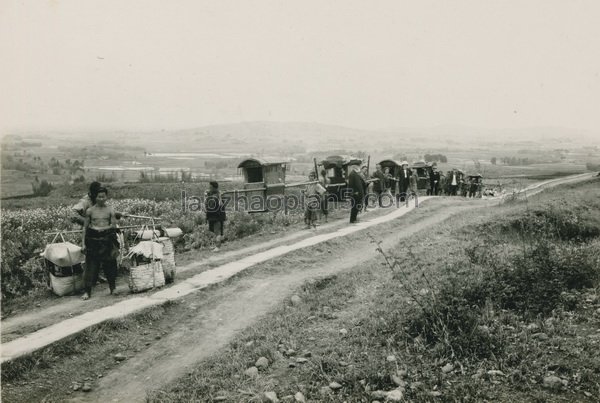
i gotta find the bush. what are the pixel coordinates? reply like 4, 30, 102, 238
504, 207, 600, 241
484, 240, 600, 316
405, 276, 505, 360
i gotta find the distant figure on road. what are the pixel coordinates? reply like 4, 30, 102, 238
81, 187, 119, 300
205, 181, 226, 252
348, 164, 366, 223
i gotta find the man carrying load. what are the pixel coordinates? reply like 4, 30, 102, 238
80, 186, 119, 300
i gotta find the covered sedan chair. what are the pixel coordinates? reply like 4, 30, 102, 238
378, 159, 403, 195
410, 161, 432, 192
229, 158, 289, 212
319, 155, 363, 200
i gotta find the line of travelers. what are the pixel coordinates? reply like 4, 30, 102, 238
303, 162, 484, 225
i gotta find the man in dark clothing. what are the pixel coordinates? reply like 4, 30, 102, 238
370, 164, 387, 207
348, 165, 365, 223
205, 181, 226, 252
397, 161, 412, 203
428, 165, 441, 195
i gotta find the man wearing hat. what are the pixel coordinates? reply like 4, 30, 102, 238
205, 181, 226, 252
397, 161, 412, 202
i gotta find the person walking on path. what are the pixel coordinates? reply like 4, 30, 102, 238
348, 164, 366, 223
205, 181, 226, 252
81, 187, 119, 300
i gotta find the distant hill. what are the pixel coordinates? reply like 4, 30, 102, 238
6, 122, 597, 154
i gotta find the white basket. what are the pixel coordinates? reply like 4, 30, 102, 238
49, 272, 85, 296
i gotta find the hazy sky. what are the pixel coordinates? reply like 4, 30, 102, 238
1, 0, 599, 133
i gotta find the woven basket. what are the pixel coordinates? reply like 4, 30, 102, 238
159, 237, 176, 283
128, 260, 165, 293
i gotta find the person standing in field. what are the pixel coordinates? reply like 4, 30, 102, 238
348, 164, 366, 223
81, 187, 119, 300
205, 181, 226, 252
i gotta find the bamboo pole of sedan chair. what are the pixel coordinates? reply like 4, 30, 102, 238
313, 158, 320, 182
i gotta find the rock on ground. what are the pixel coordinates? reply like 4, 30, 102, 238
543, 375, 567, 390
329, 381, 342, 390
244, 366, 259, 377
255, 356, 270, 369
263, 391, 279, 403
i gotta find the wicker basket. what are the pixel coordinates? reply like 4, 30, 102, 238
128, 260, 165, 293
159, 237, 176, 283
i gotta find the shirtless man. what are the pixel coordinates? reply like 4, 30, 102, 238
81, 187, 119, 300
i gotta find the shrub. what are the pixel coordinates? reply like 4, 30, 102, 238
405, 276, 505, 360
505, 207, 600, 241
485, 240, 600, 316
